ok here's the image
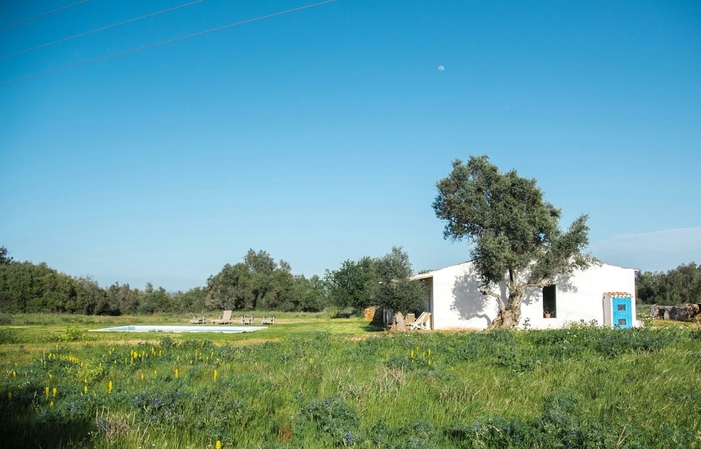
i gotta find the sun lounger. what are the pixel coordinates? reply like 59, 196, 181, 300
409, 312, 431, 330
261, 316, 275, 325
211, 310, 233, 325
189, 316, 205, 324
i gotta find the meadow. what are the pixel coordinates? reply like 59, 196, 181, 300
1, 313, 700, 448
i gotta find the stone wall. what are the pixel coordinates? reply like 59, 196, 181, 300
650, 304, 701, 321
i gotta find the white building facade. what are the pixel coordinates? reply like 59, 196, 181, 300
413, 261, 638, 330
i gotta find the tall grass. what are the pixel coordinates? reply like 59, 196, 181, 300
1, 319, 700, 448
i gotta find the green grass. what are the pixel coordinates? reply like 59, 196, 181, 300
1, 314, 700, 448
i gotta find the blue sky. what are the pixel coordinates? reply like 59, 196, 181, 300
1, 0, 700, 291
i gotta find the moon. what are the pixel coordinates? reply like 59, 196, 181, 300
437, 65, 445, 71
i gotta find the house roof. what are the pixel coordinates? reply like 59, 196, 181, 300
604, 292, 633, 297
412, 259, 638, 280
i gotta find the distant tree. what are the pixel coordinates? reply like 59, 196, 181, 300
0, 246, 12, 265
245, 249, 277, 275
106, 282, 140, 314
259, 268, 296, 311
325, 257, 377, 312
279, 260, 292, 272
74, 276, 105, 315
374, 247, 427, 316
433, 156, 591, 328
292, 274, 328, 312
174, 286, 207, 313
0, 260, 85, 313
637, 262, 701, 305
205, 250, 305, 311
139, 286, 172, 314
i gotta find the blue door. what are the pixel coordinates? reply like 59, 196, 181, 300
612, 296, 633, 328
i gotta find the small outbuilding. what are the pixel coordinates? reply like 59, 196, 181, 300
412, 261, 639, 330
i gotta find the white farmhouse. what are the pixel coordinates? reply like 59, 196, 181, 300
412, 261, 638, 330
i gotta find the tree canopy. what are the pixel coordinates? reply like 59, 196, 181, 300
0, 246, 328, 315
325, 257, 377, 312
325, 248, 427, 316
204, 249, 328, 312
374, 246, 427, 315
637, 262, 701, 305
0, 246, 12, 265
433, 156, 591, 328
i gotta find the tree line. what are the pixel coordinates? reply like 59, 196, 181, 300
0, 245, 426, 316
636, 262, 701, 305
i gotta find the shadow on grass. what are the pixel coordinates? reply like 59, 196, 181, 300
364, 322, 386, 333
0, 385, 95, 448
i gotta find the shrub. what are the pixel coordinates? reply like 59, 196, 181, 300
297, 399, 360, 446
0, 328, 18, 344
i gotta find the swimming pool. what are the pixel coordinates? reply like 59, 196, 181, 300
90, 325, 266, 333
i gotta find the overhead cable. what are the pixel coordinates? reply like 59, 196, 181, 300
0, 0, 337, 87
0, 0, 92, 31
1, 0, 207, 60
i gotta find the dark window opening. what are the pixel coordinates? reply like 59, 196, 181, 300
618, 318, 627, 326
617, 304, 626, 311
543, 285, 556, 318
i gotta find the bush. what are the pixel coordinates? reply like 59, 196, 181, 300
0, 328, 18, 344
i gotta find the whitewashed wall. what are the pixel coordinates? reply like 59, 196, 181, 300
421, 261, 637, 330
519, 263, 637, 329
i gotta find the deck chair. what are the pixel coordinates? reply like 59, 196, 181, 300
242, 316, 254, 325
261, 316, 275, 325
211, 310, 233, 325
189, 316, 205, 324
409, 312, 431, 330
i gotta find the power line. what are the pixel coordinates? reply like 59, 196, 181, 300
0, 0, 337, 87
0, 0, 92, 31
1, 0, 208, 60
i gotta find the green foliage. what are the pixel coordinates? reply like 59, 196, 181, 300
326, 248, 427, 315
204, 249, 329, 312
0, 246, 329, 316
374, 247, 428, 314
326, 257, 378, 311
55, 326, 87, 342
0, 246, 12, 265
297, 399, 360, 445
637, 262, 701, 305
433, 156, 591, 326
0, 328, 18, 344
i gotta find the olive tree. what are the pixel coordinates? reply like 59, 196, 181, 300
433, 156, 591, 328
374, 246, 427, 316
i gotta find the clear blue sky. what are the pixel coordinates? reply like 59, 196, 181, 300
1, 0, 700, 291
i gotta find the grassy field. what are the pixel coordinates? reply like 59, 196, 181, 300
1, 313, 700, 448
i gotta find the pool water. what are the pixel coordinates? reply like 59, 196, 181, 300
90, 325, 266, 333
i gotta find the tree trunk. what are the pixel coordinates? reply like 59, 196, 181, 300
487, 289, 525, 330
392, 311, 406, 332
